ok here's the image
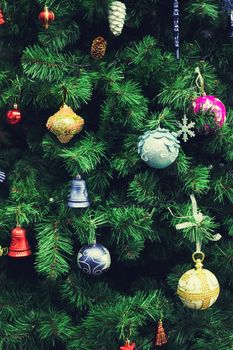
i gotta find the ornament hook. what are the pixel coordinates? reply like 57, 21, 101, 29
192, 251, 205, 262
192, 251, 205, 270
62, 86, 68, 106
195, 67, 205, 95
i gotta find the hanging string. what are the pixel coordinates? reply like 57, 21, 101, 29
16, 208, 20, 227
173, 0, 180, 59
189, 194, 202, 253
195, 67, 205, 95
62, 86, 67, 106
222, 0, 233, 37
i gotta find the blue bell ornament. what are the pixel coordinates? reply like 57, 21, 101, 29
68, 174, 90, 208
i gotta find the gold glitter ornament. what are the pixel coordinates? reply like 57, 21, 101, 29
177, 251, 220, 310
46, 104, 84, 143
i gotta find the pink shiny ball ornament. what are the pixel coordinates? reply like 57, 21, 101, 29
193, 95, 226, 128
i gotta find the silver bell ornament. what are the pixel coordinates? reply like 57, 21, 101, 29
68, 174, 90, 208
138, 127, 180, 169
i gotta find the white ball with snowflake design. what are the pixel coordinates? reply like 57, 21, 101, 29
138, 128, 180, 169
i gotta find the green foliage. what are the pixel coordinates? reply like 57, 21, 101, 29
127, 171, 161, 205
106, 206, 158, 260
59, 133, 107, 174
67, 290, 172, 350
35, 219, 73, 279
38, 23, 80, 51
185, 0, 220, 23
183, 165, 211, 194
213, 174, 233, 204
70, 209, 108, 244
60, 272, 119, 310
0, 0, 233, 349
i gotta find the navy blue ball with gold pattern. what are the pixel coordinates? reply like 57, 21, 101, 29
77, 243, 111, 276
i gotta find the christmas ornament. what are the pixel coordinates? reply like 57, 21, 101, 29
177, 251, 220, 310
108, 1, 126, 36
8, 226, 32, 258
155, 320, 167, 347
38, 6, 55, 29
193, 95, 226, 128
77, 242, 111, 276
0, 171, 6, 183
7, 104, 22, 125
171, 195, 221, 310
46, 104, 84, 143
222, 0, 233, 37
138, 128, 180, 169
193, 67, 227, 128
177, 115, 195, 142
173, 0, 180, 59
120, 340, 136, 350
0, 246, 8, 256
0, 9, 5, 25
91, 37, 107, 59
68, 174, 90, 208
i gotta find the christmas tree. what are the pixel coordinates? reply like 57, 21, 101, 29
0, 0, 232, 349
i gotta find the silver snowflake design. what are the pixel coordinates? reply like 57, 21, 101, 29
177, 115, 195, 142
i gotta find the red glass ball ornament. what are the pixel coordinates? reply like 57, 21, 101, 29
38, 6, 55, 29
0, 9, 6, 25
8, 226, 32, 258
7, 104, 22, 125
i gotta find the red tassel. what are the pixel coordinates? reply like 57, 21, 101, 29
155, 320, 167, 347
0, 10, 5, 25
120, 340, 136, 350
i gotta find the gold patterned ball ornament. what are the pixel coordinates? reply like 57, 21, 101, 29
177, 252, 220, 310
46, 104, 84, 143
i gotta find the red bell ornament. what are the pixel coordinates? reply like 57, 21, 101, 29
39, 6, 55, 29
7, 104, 22, 125
0, 9, 5, 25
120, 340, 136, 350
8, 226, 32, 258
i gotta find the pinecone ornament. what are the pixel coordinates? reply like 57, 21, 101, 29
91, 37, 107, 59
108, 1, 126, 36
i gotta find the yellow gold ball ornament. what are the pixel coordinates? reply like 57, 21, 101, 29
46, 104, 84, 143
177, 252, 220, 310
